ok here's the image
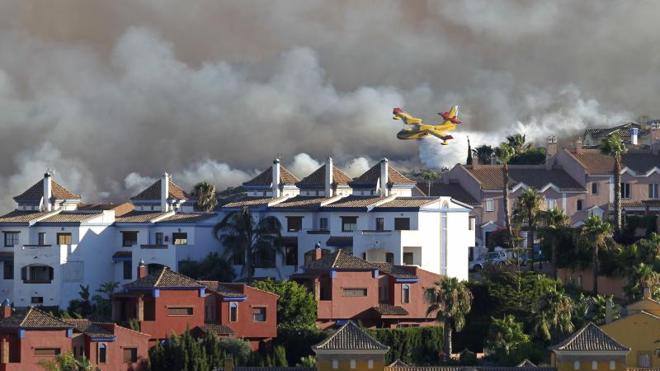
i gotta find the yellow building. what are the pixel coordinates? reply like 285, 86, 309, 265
601, 292, 660, 369
550, 323, 630, 371
313, 321, 389, 371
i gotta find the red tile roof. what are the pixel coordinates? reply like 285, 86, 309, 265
567, 149, 660, 175
465, 165, 584, 191
13, 178, 80, 202
243, 165, 299, 187
0, 210, 53, 224
421, 182, 480, 205
296, 164, 352, 189
131, 177, 189, 201
350, 163, 416, 186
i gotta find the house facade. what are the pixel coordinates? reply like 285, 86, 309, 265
292, 248, 441, 329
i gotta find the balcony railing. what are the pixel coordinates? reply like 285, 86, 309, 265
361, 229, 393, 234
22, 279, 53, 284
23, 244, 52, 249
306, 229, 330, 234
140, 244, 168, 249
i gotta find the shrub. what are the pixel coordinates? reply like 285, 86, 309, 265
252, 279, 317, 329
367, 326, 444, 365
274, 327, 329, 366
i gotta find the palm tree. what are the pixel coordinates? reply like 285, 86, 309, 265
473, 145, 494, 165
506, 134, 531, 155
540, 207, 570, 279
531, 286, 574, 341
193, 181, 218, 212
496, 143, 516, 249
426, 277, 473, 359
580, 216, 613, 295
418, 169, 440, 196
513, 188, 543, 271
214, 206, 283, 282
600, 133, 627, 232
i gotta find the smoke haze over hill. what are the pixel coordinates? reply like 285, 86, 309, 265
1, 0, 656, 208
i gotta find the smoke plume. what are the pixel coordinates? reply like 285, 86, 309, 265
1, 1, 656, 209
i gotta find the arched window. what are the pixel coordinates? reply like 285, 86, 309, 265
402, 284, 410, 304
229, 302, 238, 322
20, 264, 54, 284
99, 343, 107, 364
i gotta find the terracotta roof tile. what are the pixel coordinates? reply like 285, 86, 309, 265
13, 178, 81, 202
372, 304, 409, 316
370, 263, 418, 279
222, 197, 287, 208
466, 165, 584, 191
78, 202, 134, 216
0, 307, 73, 329
321, 196, 382, 209
350, 163, 416, 186
36, 211, 103, 224
124, 267, 203, 289
156, 213, 215, 224
568, 149, 660, 175
131, 176, 189, 201
305, 249, 374, 271
551, 323, 629, 352
271, 196, 327, 209
199, 281, 246, 298
243, 165, 299, 187
373, 197, 438, 209
313, 321, 389, 351
297, 164, 352, 189
422, 182, 480, 205
64, 319, 114, 338
114, 211, 169, 223
0, 210, 53, 224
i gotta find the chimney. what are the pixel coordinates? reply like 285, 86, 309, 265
472, 155, 481, 169
137, 260, 148, 279
629, 127, 639, 146
575, 138, 584, 154
546, 136, 558, 170
651, 123, 660, 155
1, 299, 11, 319
314, 242, 323, 261
379, 158, 389, 197
272, 158, 281, 198
160, 172, 169, 212
325, 157, 333, 197
43, 172, 52, 212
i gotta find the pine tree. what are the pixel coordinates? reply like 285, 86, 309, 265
466, 137, 473, 165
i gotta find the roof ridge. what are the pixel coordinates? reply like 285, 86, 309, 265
153, 267, 168, 286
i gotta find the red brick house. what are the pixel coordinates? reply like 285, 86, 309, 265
198, 281, 278, 350
65, 319, 150, 371
112, 262, 278, 349
291, 248, 441, 329
0, 304, 74, 371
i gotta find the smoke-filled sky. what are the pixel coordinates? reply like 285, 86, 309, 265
1, 0, 658, 208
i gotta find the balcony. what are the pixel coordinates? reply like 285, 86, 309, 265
361, 229, 393, 235
306, 229, 330, 235
22, 244, 52, 249
140, 244, 168, 249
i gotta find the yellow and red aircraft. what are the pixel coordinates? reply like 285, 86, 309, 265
392, 105, 462, 145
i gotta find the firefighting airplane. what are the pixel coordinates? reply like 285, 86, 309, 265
392, 105, 462, 145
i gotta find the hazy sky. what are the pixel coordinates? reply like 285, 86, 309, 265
0, 1, 656, 207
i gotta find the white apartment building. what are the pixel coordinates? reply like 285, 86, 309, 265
0, 159, 474, 309
222, 158, 474, 281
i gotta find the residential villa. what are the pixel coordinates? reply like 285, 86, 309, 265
291, 247, 441, 329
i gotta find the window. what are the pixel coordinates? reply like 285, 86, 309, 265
254, 248, 275, 268
403, 252, 414, 265
343, 288, 367, 297
591, 182, 599, 194
3, 232, 19, 247
284, 241, 298, 266
341, 216, 357, 232
172, 232, 187, 245
31, 296, 43, 305
485, 198, 495, 212
573, 361, 580, 370
621, 183, 631, 199
368, 360, 374, 369
332, 360, 339, 369
21, 265, 54, 283
34, 348, 60, 356
608, 361, 615, 370
122, 231, 137, 247
38, 232, 46, 245
649, 184, 659, 199
229, 302, 238, 322
99, 344, 107, 363
123, 261, 132, 280
385, 253, 394, 264
546, 198, 556, 209
252, 307, 266, 322
577, 199, 583, 211
123, 348, 138, 363
376, 217, 384, 231
3, 261, 12, 280
638, 352, 651, 368
591, 361, 598, 370
287, 217, 303, 232
394, 218, 410, 231
57, 233, 72, 245
155, 232, 164, 245
319, 217, 329, 232
350, 360, 356, 369
469, 216, 475, 231
402, 284, 410, 304
167, 307, 193, 316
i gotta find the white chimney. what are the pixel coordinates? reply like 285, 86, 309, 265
379, 158, 389, 197
629, 127, 639, 146
325, 157, 333, 197
43, 172, 52, 212
546, 136, 558, 170
161, 172, 169, 212
272, 159, 281, 198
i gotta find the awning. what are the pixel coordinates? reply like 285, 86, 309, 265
326, 236, 353, 248
112, 251, 132, 262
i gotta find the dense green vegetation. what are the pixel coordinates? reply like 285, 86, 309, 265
252, 279, 317, 329
367, 327, 444, 365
